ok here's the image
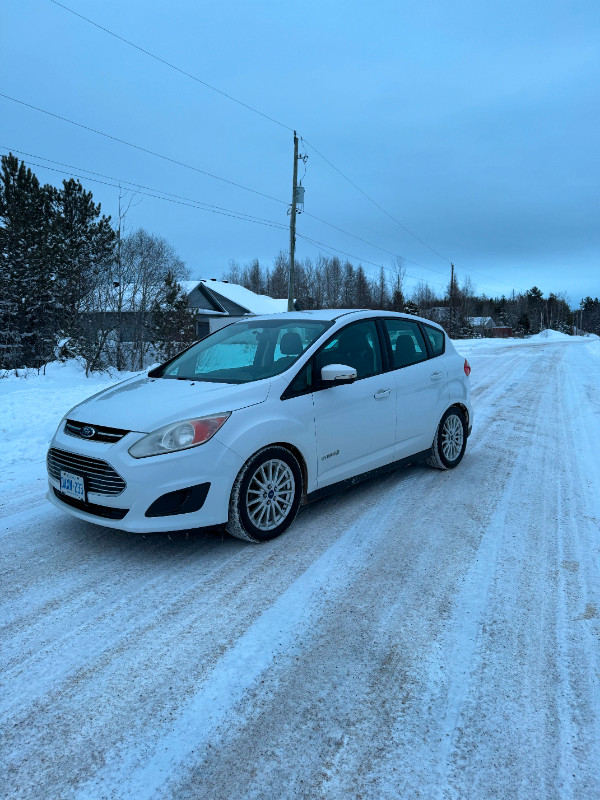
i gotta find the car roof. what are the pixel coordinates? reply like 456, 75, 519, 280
243, 308, 446, 330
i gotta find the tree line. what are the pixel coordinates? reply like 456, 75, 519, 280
224, 256, 589, 338
2, 153, 597, 373
0, 154, 195, 372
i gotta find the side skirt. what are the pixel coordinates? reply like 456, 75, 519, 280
305, 448, 433, 505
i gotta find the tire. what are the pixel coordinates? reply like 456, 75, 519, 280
427, 407, 467, 470
226, 446, 303, 543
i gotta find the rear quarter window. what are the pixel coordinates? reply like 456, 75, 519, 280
423, 324, 445, 356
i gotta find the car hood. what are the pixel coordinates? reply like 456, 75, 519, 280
67, 375, 271, 432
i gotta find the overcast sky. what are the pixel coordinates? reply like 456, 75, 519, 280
2, 0, 598, 306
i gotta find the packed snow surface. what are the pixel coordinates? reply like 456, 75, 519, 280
1, 335, 600, 799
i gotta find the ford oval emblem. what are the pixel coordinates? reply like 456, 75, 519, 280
80, 425, 96, 439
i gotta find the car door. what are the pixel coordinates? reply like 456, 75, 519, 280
311, 319, 396, 487
381, 318, 449, 459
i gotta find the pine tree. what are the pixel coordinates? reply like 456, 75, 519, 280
355, 266, 372, 308
150, 271, 196, 361
341, 261, 356, 308
403, 299, 420, 316
52, 178, 116, 338
0, 153, 56, 368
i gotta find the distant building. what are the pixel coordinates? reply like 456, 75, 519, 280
184, 279, 297, 337
468, 316, 496, 332
491, 326, 514, 338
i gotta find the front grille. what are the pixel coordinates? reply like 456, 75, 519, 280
64, 419, 129, 443
47, 448, 127, 496
53, 488, 129, 520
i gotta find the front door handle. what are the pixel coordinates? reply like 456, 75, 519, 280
430, 371, 443, 381
374, 389, 391, 399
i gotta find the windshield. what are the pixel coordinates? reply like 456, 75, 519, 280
154, 318, 331, 384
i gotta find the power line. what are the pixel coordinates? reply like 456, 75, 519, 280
0, 144, 435, 286
301, 137, 528, 294
3, 143, 523, 296
303, 210, 449, 279
45, 2, 467, 272
302, 207, 528, 294
1, 146, 288, 228
296, 233, 447, 289
49, 0, 294, 133
301, 139, 529, 294
301, 137, 453, 265
28, 162, 288, 229
2, 142, 449, 287
2, 147, 526, 299
46, 0, 524, 295
4, 154, 288, 231
0, 93, 287, 207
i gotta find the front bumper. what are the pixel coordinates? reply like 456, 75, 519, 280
47, 424, 244, 533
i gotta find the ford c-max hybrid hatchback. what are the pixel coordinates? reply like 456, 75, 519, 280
47, 310, 473, 542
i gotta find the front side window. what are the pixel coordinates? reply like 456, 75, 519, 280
155, 319, 330, 383
383, 319, 428, 369
315, 320, 382, 380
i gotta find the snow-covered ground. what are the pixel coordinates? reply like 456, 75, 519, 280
1, 334, 600, 799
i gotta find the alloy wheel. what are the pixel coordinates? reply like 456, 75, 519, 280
441, 414, 464, 462
246, 459, 295, 532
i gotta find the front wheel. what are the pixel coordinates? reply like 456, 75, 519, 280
427, 407, 467, 470
226, 446, 303, 542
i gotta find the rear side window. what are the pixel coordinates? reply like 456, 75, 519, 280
383, 319, 428, 369
422, 323, 445, 356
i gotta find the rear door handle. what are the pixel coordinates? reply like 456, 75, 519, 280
374, 389, 391, 399
430, 371, 443, 381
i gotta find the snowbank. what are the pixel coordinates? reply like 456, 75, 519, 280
529, 329, 573, 341
0, 360, 141, 492
452, 330, 592, 355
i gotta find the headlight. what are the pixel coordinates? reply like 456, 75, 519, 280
128, 413, 231, 458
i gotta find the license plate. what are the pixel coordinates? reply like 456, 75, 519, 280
60, 470, 86, 502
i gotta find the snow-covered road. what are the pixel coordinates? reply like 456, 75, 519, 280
2, 337, 600, 799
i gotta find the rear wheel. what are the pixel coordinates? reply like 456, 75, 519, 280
427, 407, 467, 470
226, 446, 302, 542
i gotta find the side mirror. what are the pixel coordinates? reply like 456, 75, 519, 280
321, 364, 358, 385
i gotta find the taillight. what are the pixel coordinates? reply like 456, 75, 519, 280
464, 359, 471, 377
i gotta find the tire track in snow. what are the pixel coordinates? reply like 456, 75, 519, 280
3, 340, 599, 800
404, 342, 600, 799
373, 343, 560, 798
1, 470, 423, 799
551, 351, 600, 796
147, 345, 564, 800
73, 483, 417, 800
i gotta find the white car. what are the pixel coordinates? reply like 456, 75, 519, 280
47, 310, 473, 542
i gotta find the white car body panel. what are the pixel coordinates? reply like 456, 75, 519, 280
313, 373, 396, 485
67, 376, 271, 432
393, 358, 449, 459
215, 386, 319, 495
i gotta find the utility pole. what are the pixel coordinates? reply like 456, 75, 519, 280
449, 262, 455, 334
287, 131, 299, 312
